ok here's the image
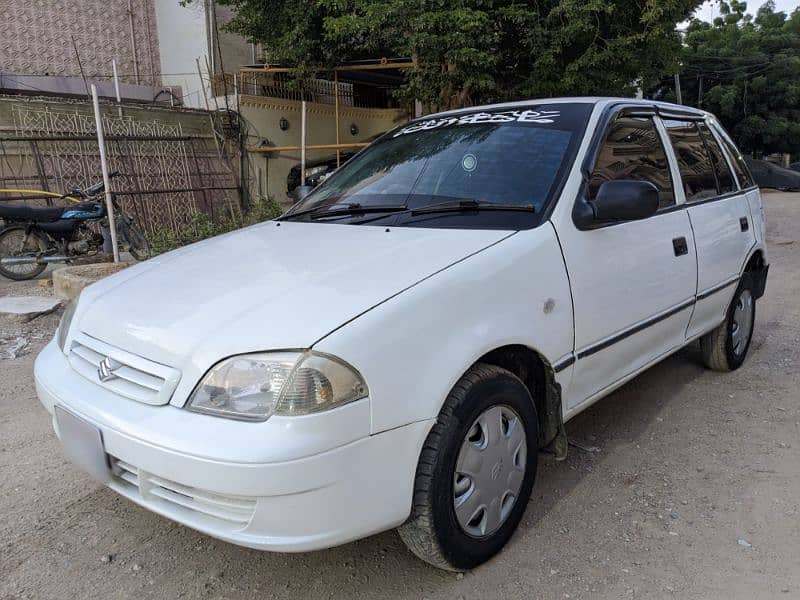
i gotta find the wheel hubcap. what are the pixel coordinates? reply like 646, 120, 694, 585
453, 405, 527, 538
731, 288, 754, 356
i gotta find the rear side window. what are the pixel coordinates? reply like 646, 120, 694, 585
588, 116, 675, 209
716, 130, 755, 189
697, 122, 735, 194
663, 120, 718, 202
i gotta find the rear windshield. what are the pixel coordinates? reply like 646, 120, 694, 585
284, 103, 592, 229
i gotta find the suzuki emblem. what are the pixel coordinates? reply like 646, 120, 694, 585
97, 356, 122, 382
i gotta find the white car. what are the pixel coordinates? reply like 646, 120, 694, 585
35, 97, 768, 571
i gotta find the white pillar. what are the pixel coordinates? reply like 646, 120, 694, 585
91, 85, 120, 263
112, 59, 123, 117
234, 73, 240, 112
300, 100, 307, 186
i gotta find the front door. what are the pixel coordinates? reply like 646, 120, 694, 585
554, 112, 698, 409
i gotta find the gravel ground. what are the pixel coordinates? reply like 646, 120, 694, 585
1, 192, 798, 600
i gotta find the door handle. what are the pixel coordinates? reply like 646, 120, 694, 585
672, 236, 688, 257
740, 216, 749, 232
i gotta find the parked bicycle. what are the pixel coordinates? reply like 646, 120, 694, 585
0, 173, 151, 280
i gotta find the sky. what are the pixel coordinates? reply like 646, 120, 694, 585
691, 0, 799, 21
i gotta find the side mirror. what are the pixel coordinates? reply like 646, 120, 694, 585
573, 180, 659, 229
290, 185, 315, 203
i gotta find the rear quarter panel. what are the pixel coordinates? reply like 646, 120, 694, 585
313, 223, 574, 434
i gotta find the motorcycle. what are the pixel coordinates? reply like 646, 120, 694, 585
0, 173, 151, 280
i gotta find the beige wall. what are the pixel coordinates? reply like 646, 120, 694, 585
239, 96, 409, 205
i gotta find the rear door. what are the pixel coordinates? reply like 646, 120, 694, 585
715, 126, 766, 247
661, 118, 756, 339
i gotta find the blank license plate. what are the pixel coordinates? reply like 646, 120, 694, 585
54, 406, 112, 483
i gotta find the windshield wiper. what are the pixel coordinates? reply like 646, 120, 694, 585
410, 200, 535, 215
310, 203, 407, 220
285, 199, 535, 225
279, 202, 406, 221
349, 199, 535, 225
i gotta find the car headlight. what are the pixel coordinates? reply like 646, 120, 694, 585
186, 351, 368, 421
56, 298, 79, 353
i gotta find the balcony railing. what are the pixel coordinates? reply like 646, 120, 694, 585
211, 71, 397, 110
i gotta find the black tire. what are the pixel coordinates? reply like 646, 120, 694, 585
398, 363, 539, 571
119, 215, 151, 261
0, 226, 48, 281
700, 273, 756, 371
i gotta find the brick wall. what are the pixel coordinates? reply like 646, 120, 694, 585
0, 0, 161, 86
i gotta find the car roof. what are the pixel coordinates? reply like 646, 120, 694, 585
419, 97, 709, 122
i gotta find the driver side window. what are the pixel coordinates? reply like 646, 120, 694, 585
588, 116, 675, 210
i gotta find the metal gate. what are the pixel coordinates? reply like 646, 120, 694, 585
0, 103, 242, 235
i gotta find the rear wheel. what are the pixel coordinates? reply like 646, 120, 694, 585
118, 214, 151, 261
700, 274, 756, 371
398, 363, 538, 571
0, 227, 48, 281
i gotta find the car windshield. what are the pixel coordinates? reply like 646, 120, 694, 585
283, 102, 592, 229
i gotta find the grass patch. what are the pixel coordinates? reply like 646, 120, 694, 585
149, 196, 284, 255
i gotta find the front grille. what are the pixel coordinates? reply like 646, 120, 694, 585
68, 333, 180, 406
111, 457, 256, 527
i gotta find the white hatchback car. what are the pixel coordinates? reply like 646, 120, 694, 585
36, 97, 768, 571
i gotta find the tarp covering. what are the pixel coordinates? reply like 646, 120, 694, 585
745, 157, 800, 191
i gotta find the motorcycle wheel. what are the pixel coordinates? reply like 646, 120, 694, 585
120, 217, 152, 261
0, 226, 49, 281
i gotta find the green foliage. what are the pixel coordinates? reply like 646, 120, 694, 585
242, 195, 284, 225
207, 0, 701, 111
148, 227, 180, 256
660, 1, 800, 156
148, 196, 284, 255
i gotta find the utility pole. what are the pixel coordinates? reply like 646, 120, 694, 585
91, 85, 120, 263
674, 73, 683, 105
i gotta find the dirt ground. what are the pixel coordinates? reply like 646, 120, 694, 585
1, 192, 798, 600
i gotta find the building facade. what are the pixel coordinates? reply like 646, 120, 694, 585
0, 0, 251, 108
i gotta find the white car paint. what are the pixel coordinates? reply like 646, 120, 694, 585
34, 97, 768, 554
552, 205, 698, 407
71, 222, 509, 384
314, 223, 574, 433
685, 194, 755, 340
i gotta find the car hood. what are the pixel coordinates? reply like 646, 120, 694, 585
77, 221, 512, 370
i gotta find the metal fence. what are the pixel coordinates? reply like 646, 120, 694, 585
0, 103, 243, 235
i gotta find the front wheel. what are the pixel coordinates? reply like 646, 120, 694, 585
0, 226, 48, 281
398, 363, 538, 571
700, 273, 756, 371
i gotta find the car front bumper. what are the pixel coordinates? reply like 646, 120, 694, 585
34, 339, 433, 552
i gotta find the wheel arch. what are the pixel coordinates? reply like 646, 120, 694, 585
741, 247, 768, 300
475, 344, 566, 458
743, 248, 765, 273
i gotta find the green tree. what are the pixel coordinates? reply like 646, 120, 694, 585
663, 1, 800, 156
209, 0, 701, 111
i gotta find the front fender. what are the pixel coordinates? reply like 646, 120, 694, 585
313, 223, 574, 434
